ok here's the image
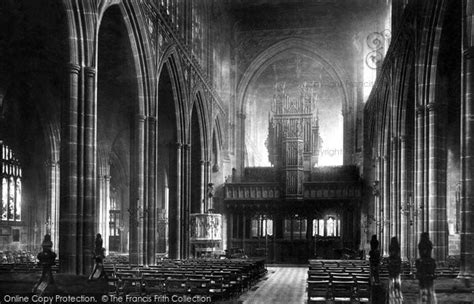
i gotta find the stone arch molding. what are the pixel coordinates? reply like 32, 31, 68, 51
236, 37, 352, 115
64, 0, 154, 116
157, 45, 188, 144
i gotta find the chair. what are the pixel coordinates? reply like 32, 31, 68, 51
187, 278, 210, 296
307, 280, 330, 303
165, 278, 187, 296
331, 280, 356, 303
207, 275, 227, 300
355, 279, 370, 303
143, 277, 166, 295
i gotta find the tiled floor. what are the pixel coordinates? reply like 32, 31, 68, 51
239, 266, 307, 304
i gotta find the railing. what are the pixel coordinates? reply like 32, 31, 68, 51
225, 181, 361, 200
303, 181, 361, 199
224, 183, 280, 200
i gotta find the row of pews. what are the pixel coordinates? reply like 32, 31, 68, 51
307, 260, 370, 303
0, 250, 37, 264
103, 258, 267, 301
0, 261, 59, 273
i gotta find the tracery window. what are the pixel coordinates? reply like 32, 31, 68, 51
312, 216, 340, 237
1, 142, 22, 222
251, 215, 273, 237
109, 187, 120, 237
191, 2, 203, 65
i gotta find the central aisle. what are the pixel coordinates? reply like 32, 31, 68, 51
239, 266, 307, 304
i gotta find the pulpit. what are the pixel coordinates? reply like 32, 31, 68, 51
190, 213, 222, 257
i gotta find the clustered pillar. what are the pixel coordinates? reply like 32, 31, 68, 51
145, 116, 157, 265
399, 135, 408, 261
169, 142, 182, 260
374, 100, 448, 262
60, 64, 96, 274
427, 103, 447, 261
45, 158, 60, 253
459, 46, 474, 281
129, 114, 145, 265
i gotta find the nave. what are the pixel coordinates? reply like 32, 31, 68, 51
1, 255, 474, 303
239, 266, 307, 304
1, 0, 474, 302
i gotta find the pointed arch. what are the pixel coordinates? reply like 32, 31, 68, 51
190, 90, 211, 159
237, 37, 351, 115
158, 46, 188, 144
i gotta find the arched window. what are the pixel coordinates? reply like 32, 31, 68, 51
327, 217, 335, 236
251, 215, 273, 237
1, 142, 22, 222
312, 216, 340, 237
109, 187, 121, 252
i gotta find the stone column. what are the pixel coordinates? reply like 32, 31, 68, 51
427, 102, 447, 261
98, 174, 110, 255
342, 107, 354, 165
199, 159, 206, 213
391, 136, 399, 240
236, 112, 246, 174
205, 160, 211, 212
182, 143, 191, 258
83, 66, 97, 274
383, 154, 390, 256
400, 136, 408, 260
146, 116, 157, 265
459, 46, 474, 281
59, 63, 80, 274
169, 142, 182, 259
129, 114, 145, 265
415, 106, 426, 243
375, 157, 382, 238
45, 159, 60, 253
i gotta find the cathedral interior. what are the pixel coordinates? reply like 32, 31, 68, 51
0, 0, 473, 303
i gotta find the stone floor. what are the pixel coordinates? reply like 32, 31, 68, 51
1, 269, 474, 304
238, 266, 307, 304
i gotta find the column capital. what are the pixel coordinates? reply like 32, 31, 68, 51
84, 66, 96, 77
341, 106, 353, 117
426, 103, 440, 112
200, 160, 206, 165
175, 142, 183, 149
416, 105, 426, 116
399, 135, 406, 142
136, 114, 146, 122
183, 143, 191, 150
237, 112, 246, 119
147, 116, 157, 122
464, 46, 474, 59
44, 159, 59, 168
67, 63, 81, 74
